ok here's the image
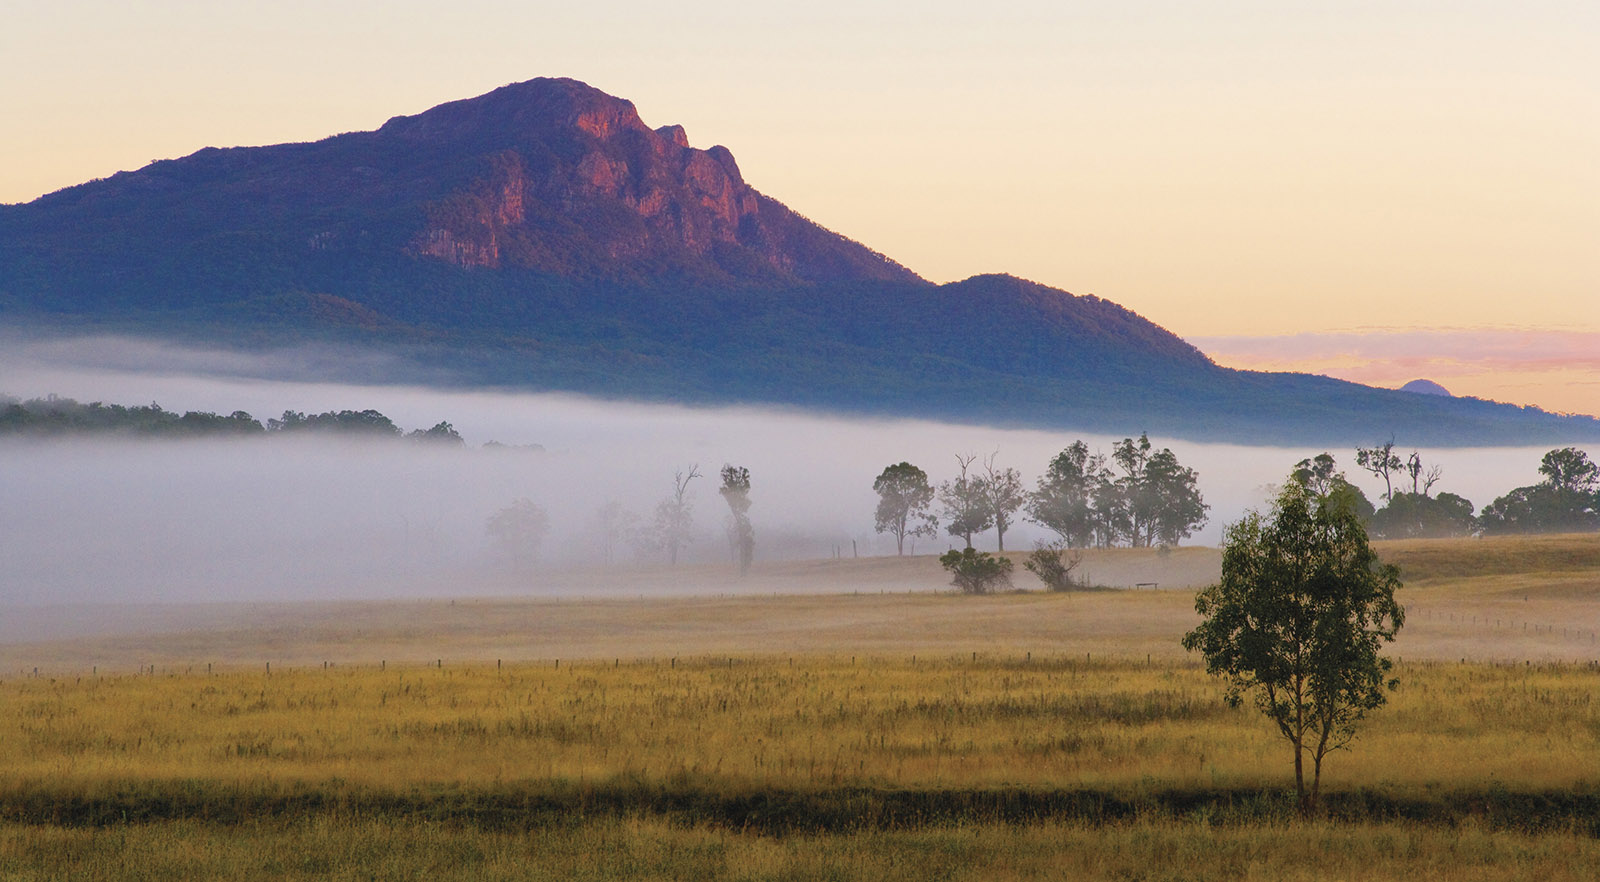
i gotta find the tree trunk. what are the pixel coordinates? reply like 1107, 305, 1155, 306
1310, 752, 1324, 816
1294, 743, 1307, 816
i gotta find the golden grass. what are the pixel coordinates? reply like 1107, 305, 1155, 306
1375, 533, 1600, 585
1, 533, 1596, 879
3, 657, 1595, 796
3, 816, 1598, 882
4, 534, 1596, 674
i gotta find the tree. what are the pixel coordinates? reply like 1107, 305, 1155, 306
1181, 481, 1404, 817
654, 465, 701, 565
408, 420, 465, 446
1144, 448, 1209, 547
594, 500, 639, 566
1540, 446, 1600, 499
1027, 441, 1102, 549
1089, 466, 1130, 548
1111, 435, 1155, 546
980, 452, 1026, 552
939, 547, 1013, 594
1369, 491, 1475, 539
486, 498, 550, 571
1355, 441, 1404, 501
872, 462, 938, 555
1403, 451, 1442, 496
718, 464, 754, 576
1291, 453, 1340, 496
1291, 453, 1375, 521
938, 454, 992, 549
1111, 434, 1207, 548
1479, 447, 1599, 534
1024, 539, 1082, 591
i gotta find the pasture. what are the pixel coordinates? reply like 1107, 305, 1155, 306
0, 534, 1596, 879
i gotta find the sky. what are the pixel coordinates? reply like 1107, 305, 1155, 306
3, 1, 1597, 414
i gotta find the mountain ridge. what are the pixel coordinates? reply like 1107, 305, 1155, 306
2, 77, 1596, 446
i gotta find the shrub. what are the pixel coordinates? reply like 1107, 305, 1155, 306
939, 547, 1013, 594
1023, 540, 1081, 591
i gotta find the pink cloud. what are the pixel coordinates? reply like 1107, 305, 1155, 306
1188, 328, 1600, 417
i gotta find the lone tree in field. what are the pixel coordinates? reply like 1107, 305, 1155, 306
654, 465, 701, 565
718, 464, 754, 576
1181, 481, 1404, 817
873, 462, 938, 555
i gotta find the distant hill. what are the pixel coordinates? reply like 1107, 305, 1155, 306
2, 77, 1596, 446
1401, 379, 1452, 397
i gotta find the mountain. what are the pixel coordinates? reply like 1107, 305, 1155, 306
1400, 379, 1452, 397
2, 77, 1596, 446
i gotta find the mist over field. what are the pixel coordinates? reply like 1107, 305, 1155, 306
0, 342, 1562, 610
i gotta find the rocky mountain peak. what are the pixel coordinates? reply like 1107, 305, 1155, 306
390, 78, 918, 284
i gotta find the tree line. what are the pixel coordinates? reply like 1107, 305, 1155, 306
487, 464, 756, 574
873, 434, 1211, 556
0, 394, 468, 444
1293, 442, 1599, 538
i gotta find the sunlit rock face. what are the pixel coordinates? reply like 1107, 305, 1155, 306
392, 77, 919, 283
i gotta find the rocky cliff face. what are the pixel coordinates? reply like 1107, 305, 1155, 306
1, 77, 921, 294
390, 78, 919, 284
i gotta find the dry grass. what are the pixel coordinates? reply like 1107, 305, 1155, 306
1, 535, 1597, 673
3, 656, 1594, 795
3, 816, 1599, 882
1, 533, 1596, 879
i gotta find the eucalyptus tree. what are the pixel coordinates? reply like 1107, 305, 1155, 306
718, 464, 754, 576
872, 462, 938, 555
938, 453, 992, 549
1183, 481, 1405, 817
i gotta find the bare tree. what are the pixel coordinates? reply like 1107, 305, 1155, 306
1356, 441, 1404, 501
981, 451, 1026, 552
938, 453, 991, 549
654, 465, 701, 565
1404, 451, 1444, 497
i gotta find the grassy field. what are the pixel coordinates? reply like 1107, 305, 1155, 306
0, 534, 1596, 878
1, 535, 1596, 673
6, 816, 1600, 881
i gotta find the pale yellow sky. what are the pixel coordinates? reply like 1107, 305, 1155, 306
3, 1, 1596, 411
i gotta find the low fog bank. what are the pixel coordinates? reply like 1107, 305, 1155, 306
0, 351, 1562, 609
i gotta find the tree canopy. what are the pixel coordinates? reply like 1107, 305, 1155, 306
1479, 447, 1600, 534
1182, 481, 1404, 816
872, 462, 938, 556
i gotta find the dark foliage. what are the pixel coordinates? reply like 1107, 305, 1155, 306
1479, 448, 1600, 534
0, 395, 456, 442
939, 547, 1014, 594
